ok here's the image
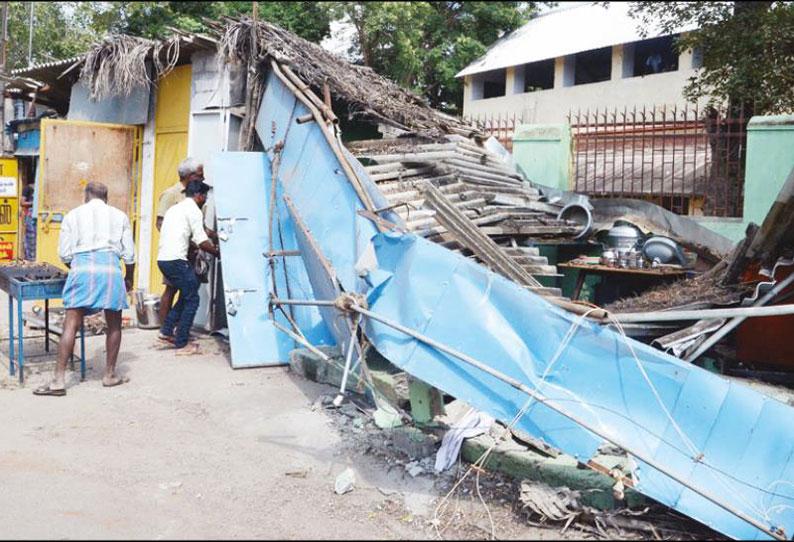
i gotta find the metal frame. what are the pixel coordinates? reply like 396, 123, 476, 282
5, 277, 85, 383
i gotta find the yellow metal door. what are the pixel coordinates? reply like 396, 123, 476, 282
149, 64, 191, 294
36, 120, 141, 271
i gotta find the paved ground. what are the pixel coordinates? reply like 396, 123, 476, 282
0, 294, 572, 540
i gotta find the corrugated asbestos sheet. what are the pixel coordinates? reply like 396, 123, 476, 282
347, 137, 580, 295
213, 67, 794, 540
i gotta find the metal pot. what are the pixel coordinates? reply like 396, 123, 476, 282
601, 248, 618, 266
642, 236, 686, 266
134, 289, 162, 329
606, 224, 643, 251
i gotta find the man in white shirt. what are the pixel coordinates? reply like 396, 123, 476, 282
155, 157, 217, 326
34, 182, 136, 396
157, 180, 219, 354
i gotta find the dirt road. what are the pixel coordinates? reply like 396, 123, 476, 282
0, 300, 568, 540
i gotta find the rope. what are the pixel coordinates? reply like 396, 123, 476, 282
432, 309, 598, 540
605, 312, 774, 526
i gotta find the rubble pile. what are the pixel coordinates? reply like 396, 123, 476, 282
349, 136, 580, 294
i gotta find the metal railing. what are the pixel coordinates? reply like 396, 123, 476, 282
568, 104, 748, 217
464, 113, 523, 152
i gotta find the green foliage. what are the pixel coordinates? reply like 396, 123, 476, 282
6, 1, 536, 115
5, 2, 98, 70
5, 1, 332, 71
628, 1, 794, 114
103, 2, 333, 43
332, 2, 540, 113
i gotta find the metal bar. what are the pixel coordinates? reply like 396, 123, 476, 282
44, 298, 49, 353
8, 292, 13, 376
641, 106, 646, 197
613, 303, 794, 323
338, 314, 361, 397
263, 250, 302, 258
17, 295, 22, 382
686, 267, 794, 362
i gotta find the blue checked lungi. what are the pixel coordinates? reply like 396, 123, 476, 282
62, 250, 128, 312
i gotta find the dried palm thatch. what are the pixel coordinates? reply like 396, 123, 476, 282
605, 272, 752, 313
79, 34, 182, 101
210, 17, 480, 139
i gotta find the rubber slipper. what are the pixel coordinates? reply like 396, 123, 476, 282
174, 343, 203, 356
103, 376, 130, 388
33, 384, 66, 396
157, 334, 175, 344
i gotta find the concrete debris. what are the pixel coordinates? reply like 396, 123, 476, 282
391, 427, 437, 460
373, 404, 403, 429
405, 461, 424, 477
334, 468, 356, 495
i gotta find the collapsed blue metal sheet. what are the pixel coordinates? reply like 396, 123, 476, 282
360, 232, 794, 540
211, 151, 332, 367
255, 71, 402, 299
254, 67, 794, 539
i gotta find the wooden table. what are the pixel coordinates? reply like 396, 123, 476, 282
557, 261, 688, 301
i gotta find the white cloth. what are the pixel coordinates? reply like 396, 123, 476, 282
435, 409, 495, 472
157, 197, 209, 262
58, 198, 135, 265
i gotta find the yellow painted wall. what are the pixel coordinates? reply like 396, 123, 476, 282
149, 64, 191, 294
0, 157, 19, 260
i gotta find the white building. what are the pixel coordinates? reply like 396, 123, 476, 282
457, 2, 702, 124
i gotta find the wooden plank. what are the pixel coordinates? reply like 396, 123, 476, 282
39, 120, 137, 215
422, 183, 544, 289
557, 262, 687, 276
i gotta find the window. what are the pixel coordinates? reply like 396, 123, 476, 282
522, 58, 555, 92
574, 46, 612, 85
470, 69, 507, 100
691, 46, 703, 69
631, 35, 679, 76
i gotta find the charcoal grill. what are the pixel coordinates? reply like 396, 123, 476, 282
0, 262, 85, 383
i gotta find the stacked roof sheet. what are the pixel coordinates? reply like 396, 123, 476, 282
349, 136, 580, 296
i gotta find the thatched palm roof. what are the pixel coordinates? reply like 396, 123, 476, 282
33, 17, 479, 140
209, 17, 480, 139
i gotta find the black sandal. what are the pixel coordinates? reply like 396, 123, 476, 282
33, 384, 66, 396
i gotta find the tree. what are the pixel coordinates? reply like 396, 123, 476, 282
101, 2, 333, 44
5, 2, 538, 116
330, 2, 541, 113
3, 2, 333, 72
627, 1, 794, 114
5, 2, 103, 71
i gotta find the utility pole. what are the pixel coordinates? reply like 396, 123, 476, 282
0, 2, 9, 154
28, 2, 33, 66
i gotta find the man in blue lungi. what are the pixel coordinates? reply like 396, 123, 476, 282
34, 182, 136, 396
157, 180, 219, 355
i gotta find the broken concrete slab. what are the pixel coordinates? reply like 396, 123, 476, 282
461, 434, 644, 510
390, 426, 437, 460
